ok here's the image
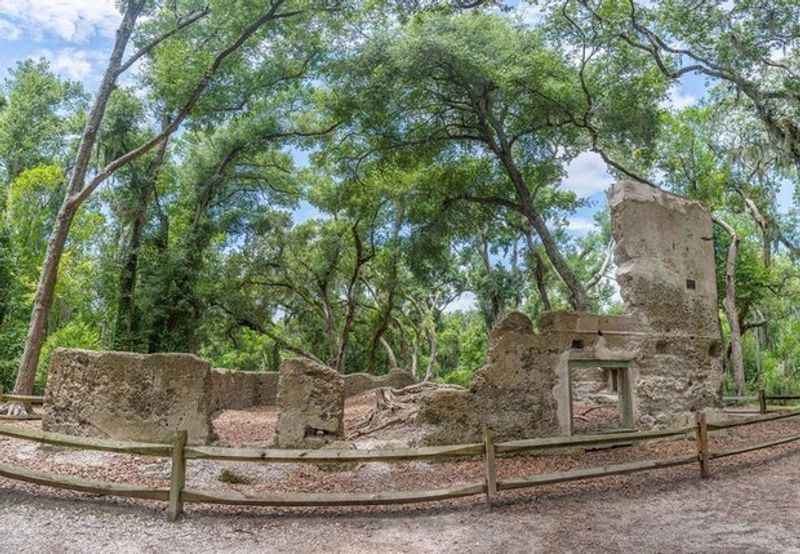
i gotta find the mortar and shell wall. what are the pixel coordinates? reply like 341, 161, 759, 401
416, 180, 724, 445
40, 180, 724, 447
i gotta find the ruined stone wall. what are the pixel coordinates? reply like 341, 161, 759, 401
416, 179, 724, 444
611, 180, 719, 337
609, 180, 723, 425
275, 358, 344, 448
208, 369, 279, 411
43, 349, 214, 445
417, 312, 563, 444
209, 367, 414, 411
343, 370, 416, 398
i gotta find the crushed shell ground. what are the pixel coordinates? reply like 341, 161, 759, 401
1, 396, 799, 553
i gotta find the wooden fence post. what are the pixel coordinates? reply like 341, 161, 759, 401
695, 411, 710, 479
758, 389, 768, 415
482, 424, 497, 508
167, 430, 188, 522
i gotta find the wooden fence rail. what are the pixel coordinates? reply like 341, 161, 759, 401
0, 386, 45, 406
722, 389, 800, 415
0, 423, 171, 457
1, 407, 800, 520
0, 387, 45, 421
0, 394, 44, 405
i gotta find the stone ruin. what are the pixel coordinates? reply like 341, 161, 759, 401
43, 349, 411, 446
209, 366, 414, 412
43, 349, 215, 445
41, 179, 724, 448
209, 368, 279, 411
274, 357, 344, 448
414, 180, 724, 444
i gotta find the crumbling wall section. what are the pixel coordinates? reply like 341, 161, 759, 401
610, 180, 723, 424
43, 349, 214, 445
417, 312, 562, 444
210, 367, 414, 411
209, 369, 279, 411
274, 358, 345, 448
416, 180, 724, 444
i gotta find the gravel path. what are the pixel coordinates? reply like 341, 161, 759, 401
2, 412, 800, 552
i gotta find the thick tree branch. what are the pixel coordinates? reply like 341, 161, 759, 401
70, 1, 300, 209
116, 6, 211, 76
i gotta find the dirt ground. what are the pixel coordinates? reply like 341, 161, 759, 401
2, 403, 800, 553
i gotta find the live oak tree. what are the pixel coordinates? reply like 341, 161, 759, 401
562, 0, 800, 254
326, 12, 665, 311
4, 0, 342, 413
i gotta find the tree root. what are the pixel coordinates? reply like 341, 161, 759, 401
0, 402, 32, 417
347, 383, 461, 439
579, 405, 610, 417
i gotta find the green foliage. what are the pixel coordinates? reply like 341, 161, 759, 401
0, 1, 798, 404
5, 165, 64, 285
35, 320, 101, 393
200, 328, 278, 372
436, 311, 487, 384
0, 59, 85, 185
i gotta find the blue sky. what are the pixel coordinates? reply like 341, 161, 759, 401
0, 1, 792, 235
2, 1, 793, 313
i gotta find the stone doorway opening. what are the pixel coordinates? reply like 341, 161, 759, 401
567, 359, 634, 436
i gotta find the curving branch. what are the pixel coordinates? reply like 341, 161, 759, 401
586, 240, 614, 290
116, 6, 211, 76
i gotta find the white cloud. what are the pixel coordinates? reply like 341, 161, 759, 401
514, 3, 544, 26
34, 47, 107, 81
0, 0, 120, 43
0, 18, 21, 40
664, 84, 697, 110
561, 152, 613, 198
444, 291, 477, 313
566, 217, 597, 236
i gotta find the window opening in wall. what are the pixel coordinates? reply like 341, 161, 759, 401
567, 360, 634, 436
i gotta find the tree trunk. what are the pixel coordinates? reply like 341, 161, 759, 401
380, 336, 399, 370
511, 238, 521, 308
523, 228, 552, 312
112, 213, 145, 351
410, 340, 419, 378
714, 216, 746, 395
11, 206, 76, 400
366, 206, 403, 373
499, 152, 588, 310
478, 232, 502, 329
8, 4, 143, 407
332, 224, 370, 373
112, 124, 169, 351
424, 328, 438, 382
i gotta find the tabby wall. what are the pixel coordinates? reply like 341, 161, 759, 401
209, 367, 415, 411
416, 180, 724, 444
43, 349, 214, 445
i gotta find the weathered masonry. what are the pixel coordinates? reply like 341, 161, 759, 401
43, 349, 215, 445
43, 349, 414, 445
274, 357, 345, 448
417, 180, 724, 444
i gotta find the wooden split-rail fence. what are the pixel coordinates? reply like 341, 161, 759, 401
0, 386, 43, 421
1, 389, 800, 520
723, 389, 800, 415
